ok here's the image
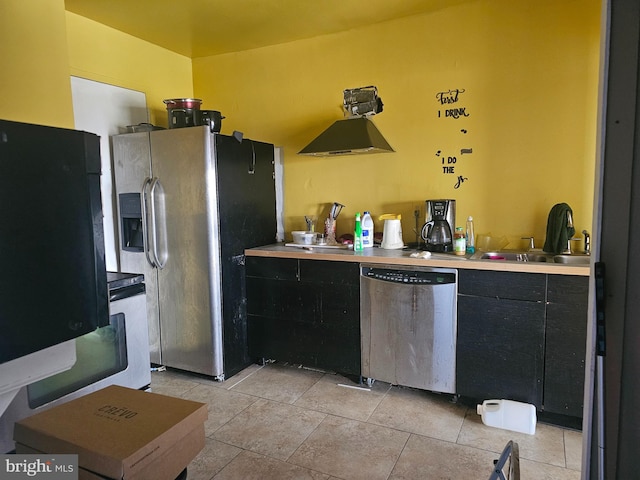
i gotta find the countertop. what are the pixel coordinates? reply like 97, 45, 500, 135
245, 244, 590, 276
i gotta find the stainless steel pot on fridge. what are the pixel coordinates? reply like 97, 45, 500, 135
163, 98, 223, 131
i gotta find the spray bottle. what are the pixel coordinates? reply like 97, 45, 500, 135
354, 213, 363, 252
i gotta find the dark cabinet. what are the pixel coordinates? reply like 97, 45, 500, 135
544, 275, 589, 417
457, 270, 546, 408
246, 254, 589, 420
457, 269, 589, 419
246, 257, 361, 375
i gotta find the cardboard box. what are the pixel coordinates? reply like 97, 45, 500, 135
14, 385, 207, 480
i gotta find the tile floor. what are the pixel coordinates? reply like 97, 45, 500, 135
151, 363, 582, 480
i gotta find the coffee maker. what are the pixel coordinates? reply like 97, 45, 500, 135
421, 199, 456, 252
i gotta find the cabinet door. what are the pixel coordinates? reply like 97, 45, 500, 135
246, 257, 314, 364
246, 257, 361, 375
299, 260, 361, 374
457, 270, 546, 407
457, 295, 545, 407
458, 269, 546, 301
544, 275, 589, 417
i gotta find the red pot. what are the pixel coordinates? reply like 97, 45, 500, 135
163, 98, 202, 110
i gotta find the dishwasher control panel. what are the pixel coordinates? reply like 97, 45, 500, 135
361, 267, 456, 285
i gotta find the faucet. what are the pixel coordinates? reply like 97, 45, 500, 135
582, 230, 591, 255
521, 236, 535, 250
562, 211, 580, 254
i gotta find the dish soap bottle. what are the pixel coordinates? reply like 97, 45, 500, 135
466, 216, 475, 254
454, 227, 466, 256
361, 211, 374, 248
354, 213, 363, 252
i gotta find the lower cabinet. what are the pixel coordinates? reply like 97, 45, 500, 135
457, 269, 588, 419
246, 255, 588, 419
457, 270, 546, 408
544, 275, 589, 417
246, 256, 361, 376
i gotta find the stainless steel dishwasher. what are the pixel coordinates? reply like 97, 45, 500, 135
360, 264, 457, 393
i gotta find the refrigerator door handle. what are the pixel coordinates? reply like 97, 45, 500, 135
141, 177, 158, 268
149, 177, 168, 269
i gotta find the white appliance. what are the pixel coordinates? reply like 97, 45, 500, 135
0, 273, 150, 453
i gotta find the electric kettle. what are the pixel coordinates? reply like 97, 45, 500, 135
379, 214, 404, 249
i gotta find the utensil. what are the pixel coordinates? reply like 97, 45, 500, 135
304, 215, 318, 231
330, 202, 345, 219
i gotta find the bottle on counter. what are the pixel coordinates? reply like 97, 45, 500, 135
361, 211, 374, 248
466, 216, 475, 254
354, 212, 363, 252
454, 226, 466, 255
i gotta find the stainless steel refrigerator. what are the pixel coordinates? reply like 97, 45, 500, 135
112, 126, 276, 380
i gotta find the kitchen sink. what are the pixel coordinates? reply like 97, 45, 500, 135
472, 251, 552, 262
471, 250, 591, 265
553, 254, 591, 265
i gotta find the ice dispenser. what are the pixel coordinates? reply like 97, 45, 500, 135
119, 193, 144, 252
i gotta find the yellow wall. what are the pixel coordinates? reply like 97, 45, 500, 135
0, 0, 74, 128
65, 12, 193, 126
1, 0, 601, 250
193, 0, 601, 249
0, 3, 193, 130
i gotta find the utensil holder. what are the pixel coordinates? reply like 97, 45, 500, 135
325, 218, 337, 244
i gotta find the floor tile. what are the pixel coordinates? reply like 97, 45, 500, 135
229, 363, 324, 404
368, 386, 467, 442
178, 383, 258, 435
213, 450, 330, 480
216, 364, 264, 390
389, 433, 499, 480
289, 414, 409, 480
187, 438, 242, 480
294, 372, 390, 421
213, 398, 326, 460
150, 369, 201, 397
457, 410, 568, 467
175, 363, 583, 479
519, 457, 582, 479
564, 429, 583, 471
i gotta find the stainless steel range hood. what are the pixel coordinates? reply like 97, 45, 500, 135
298, 116, 394, 156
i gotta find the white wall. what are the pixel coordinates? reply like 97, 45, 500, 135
70, 77, 148, 271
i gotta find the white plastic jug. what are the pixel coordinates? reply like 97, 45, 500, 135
477, 399, 537, 435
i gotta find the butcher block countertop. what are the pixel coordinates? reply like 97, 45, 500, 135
246, 243, 591, 276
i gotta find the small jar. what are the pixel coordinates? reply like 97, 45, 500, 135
454, 227, 466, 256
316, 233, 327, 246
